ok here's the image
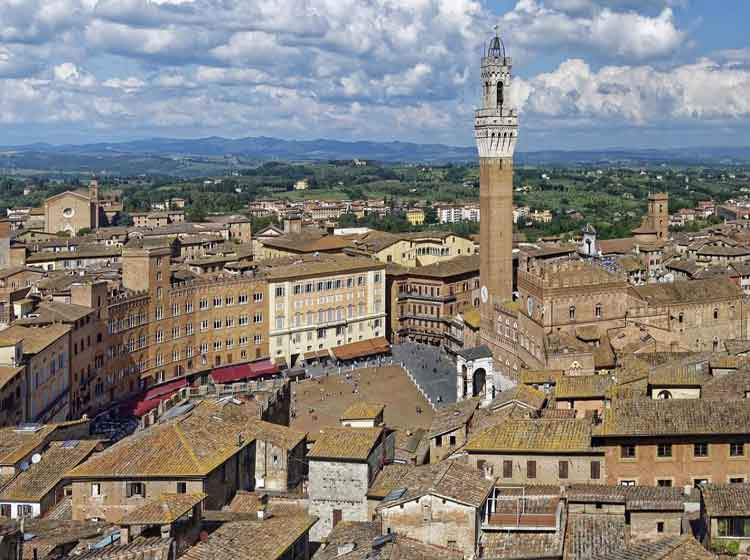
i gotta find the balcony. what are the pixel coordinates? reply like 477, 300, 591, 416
398, 291, 456, 303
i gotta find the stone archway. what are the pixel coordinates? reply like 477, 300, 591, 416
472, 368, 487, 397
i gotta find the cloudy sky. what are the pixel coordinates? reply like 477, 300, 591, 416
1, 0, 748, 149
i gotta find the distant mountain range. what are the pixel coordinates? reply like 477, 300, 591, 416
1, 136, 749, 176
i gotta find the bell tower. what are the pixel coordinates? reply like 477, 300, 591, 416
476, 31, 518, 314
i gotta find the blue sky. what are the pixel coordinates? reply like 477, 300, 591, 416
0, 0, 748, 150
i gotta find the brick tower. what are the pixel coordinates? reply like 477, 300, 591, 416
647, 192, 669, 240
476, 32, 518, 314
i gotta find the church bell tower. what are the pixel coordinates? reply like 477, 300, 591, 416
476, 31, 518, 315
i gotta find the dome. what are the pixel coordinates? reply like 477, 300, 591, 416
487, 34, 506, 58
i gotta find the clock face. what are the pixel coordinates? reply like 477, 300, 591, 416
480, 286, 488, 303
527, 296, 535, 315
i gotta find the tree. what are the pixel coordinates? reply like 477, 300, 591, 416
424, 206, 438, 225
187, 206, 207, 223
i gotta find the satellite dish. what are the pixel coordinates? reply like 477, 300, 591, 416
19, 461, 29, 472
31, 453, 42, 464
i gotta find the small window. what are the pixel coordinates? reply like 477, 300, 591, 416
126, 482, 145, 498
435, 435, 442, 448
569, 306, 576, 320
730, 477, 745, 484
621, 444, 636, 459
91, 483, 101, 497
730, 442, 745, 457
503, 460, 513, 479
657, 522, 664, 533
657, 479, 673, 487
527, 460, 536, 479
449, 435, 456, 446
590, 461, 601, 480
694, 443, 709, 457
713, 308, 719, 320
657, 443, 672, 458
559, 460, 569, 479
177, 482, 187, 494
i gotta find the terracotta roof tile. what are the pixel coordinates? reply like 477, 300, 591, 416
467, 418, 595, 453
0, 440, 98, 502
564, 513, 627, 560
182, 511, 316, 560
596, 399, 750, 438
555, 375, 614, 399
120, 493, 206, 525
307, 427, 383, 461
594, 535, 714, 560
702, 483, 750, 517
341, 401, 385, 421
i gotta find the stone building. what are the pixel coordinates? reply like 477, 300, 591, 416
0, 324, 71, 423
465, 418, 605, 485
351, 231, 475, 267
130, 211, 185, 229
701, 483, 750, 554
44, 180, 106, 234
249, 420, 307, 493
386, 255, 480, 346
594, 399, 750, 487
629, 278, 745, 352
565, 484, 688, 541
68, 401, 259, 522
427, 398, 479, 464
0, 439, 99, 519
307, 426, 393, 541
376, 460, 493, 557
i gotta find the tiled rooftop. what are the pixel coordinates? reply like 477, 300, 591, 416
376, 460, 493, 509
701, 483, 750, 517
308, 427, 383, 461
596, 398, 750, 437
594, 535, 714, 560
467, 418, 595, 454
564, 513, 627, 560
182, 508, 317, 560
428, 398, 479, 438
341, 401, 385, 421
120, 493, 206, 525
0, 440, 98, 502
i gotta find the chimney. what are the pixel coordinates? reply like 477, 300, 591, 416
284, 214, 302, 234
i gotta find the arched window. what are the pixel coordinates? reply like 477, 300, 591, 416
496, 82, 504, 108
595, 303, 602, 319
678, 312, 684, 324
657, 390, 672, 400
713, 308, 719, 320
713, 337, 720, 352
569, 306, 576, 320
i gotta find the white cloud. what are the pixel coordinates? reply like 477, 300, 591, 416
502, 0, 684, 60
0, 0, 743, 148
519, 58, 750, 126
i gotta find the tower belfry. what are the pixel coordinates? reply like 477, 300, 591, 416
476, 30, 518, 313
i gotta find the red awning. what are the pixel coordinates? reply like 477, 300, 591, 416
132, 397, 162, 417
130, 378, 188, 417
142, 377, 187, 400
210, 360, 279, 384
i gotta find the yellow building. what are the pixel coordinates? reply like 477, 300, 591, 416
352, 231, 476, 267
262, 254, 387, 368
406, 208, 425, 226
0, 324, 71, 423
